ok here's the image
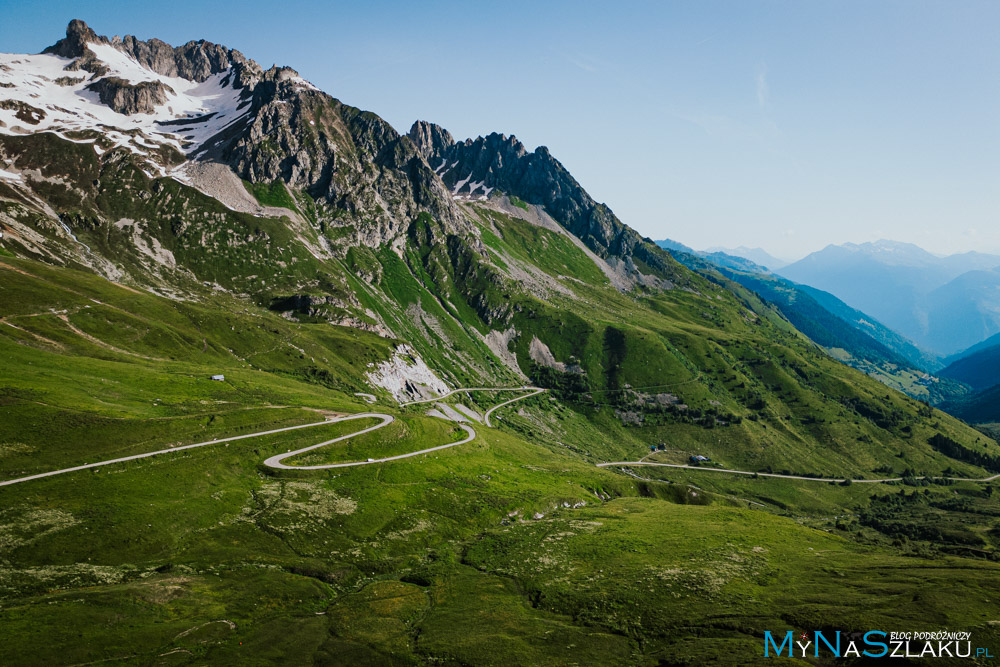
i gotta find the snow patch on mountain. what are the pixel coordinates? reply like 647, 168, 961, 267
452, 172, 473, 196
0, 44, 252, 163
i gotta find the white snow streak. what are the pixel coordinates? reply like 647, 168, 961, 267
0, 43, 252, 160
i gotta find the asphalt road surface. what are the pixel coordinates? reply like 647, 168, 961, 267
0, 387, 545, 487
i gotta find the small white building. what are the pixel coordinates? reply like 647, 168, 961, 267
211, 374, 225, 381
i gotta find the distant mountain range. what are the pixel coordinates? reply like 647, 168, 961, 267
654, 240, 967, 405
704, 245, 791, 271
659, 240, 791, 271
778, 240, 1000, 355
660, 236, 1000, 419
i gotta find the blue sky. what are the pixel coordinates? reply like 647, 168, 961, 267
1, 0, 997, 259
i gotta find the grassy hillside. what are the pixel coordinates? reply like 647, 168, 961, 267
3, 255, 1000, 663
3, 270, 1000, 664
659, 248, 969, 407
460, 207, 991, 479
3, 133, 1000, 663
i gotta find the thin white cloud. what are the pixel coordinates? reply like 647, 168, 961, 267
668, 110, 741, 138
756, 62, 768, 108
552, 48, 605, 73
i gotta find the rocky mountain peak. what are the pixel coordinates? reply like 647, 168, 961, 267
456, 131, 528, 159
114, 34, 241, 83
262, 65, 300, 82
43, 20, 255, 86
42, 19, 107, 59
407, 121, 455, 160
3, 20, 474, 245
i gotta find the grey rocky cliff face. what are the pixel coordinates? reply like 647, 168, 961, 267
408, 120, 455, 161
85, 77, 174, 115
224, 79, 470, 247
115, 35, 235, 82
408, 122, 677, 283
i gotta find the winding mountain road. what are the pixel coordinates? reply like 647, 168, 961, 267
597, 460, 1000, 484
263, 415, 478, 470
483, 387, 547, 427
0, 387, 545, 487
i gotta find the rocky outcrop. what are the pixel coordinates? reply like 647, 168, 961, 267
408, 120, 455, 161
366, 345, 450, 402
85, 77, 173, 115
45, 20, 258, 87
483, 327, 527, 379
115, 35, 235, 82
42, 19, 108, 59
0, 100, 45, 125
114, 32, 261, 89
529, 336, 583, 374
43, 20, 110, 78
64, 50, 109, 78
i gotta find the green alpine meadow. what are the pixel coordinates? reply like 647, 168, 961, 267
1, 13, 999, 666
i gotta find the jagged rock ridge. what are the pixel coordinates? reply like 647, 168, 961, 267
408, 122, 679, 286
2, 20, 470, 249
3, 20, 686, 284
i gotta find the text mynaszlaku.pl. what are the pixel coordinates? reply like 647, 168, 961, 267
763, 630, 991, 659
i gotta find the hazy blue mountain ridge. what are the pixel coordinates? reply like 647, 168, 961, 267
778, 240, 1000, 355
